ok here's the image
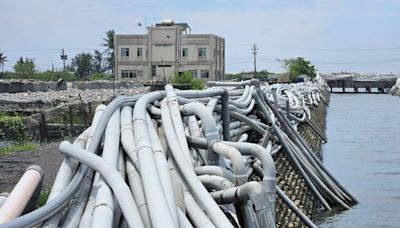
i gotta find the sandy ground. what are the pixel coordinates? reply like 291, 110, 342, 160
0, 141, 65, 193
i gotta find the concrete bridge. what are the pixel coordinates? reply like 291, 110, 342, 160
324, 76, 398, 93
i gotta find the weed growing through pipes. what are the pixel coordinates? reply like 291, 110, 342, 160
36, 186, 51, 208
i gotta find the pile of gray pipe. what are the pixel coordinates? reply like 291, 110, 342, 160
0, 78, 357, 228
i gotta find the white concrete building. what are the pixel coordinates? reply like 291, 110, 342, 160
114, 20, 225, 81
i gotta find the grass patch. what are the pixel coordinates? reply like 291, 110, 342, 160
36, 186, 51, 208
0, 141, 39, 155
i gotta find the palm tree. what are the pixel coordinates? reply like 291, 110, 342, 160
0, 52, 8, 72
101, 30, 115, 73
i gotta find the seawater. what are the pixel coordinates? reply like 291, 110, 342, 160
318, 93, 400, 227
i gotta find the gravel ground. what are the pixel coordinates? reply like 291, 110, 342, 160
0, 87, 148, 111
0, 141, 65, 193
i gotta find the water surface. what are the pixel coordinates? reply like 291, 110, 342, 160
319, 93, 400, 227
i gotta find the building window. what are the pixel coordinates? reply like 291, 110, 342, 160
157, 65, 172, 67
198, 48, 206, 57
121, 70, 136, 78
189, 70, 197, 77
200, 70, 209, 78
121, 48, 129, 58
182, 48, 188, 57
137, 48, 143, 57
152, 65, 156, 77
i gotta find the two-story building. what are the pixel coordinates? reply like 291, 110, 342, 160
114, 20, 225, 81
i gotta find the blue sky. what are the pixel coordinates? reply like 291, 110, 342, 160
1, 0, 400, 73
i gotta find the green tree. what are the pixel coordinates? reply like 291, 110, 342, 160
71, 53, 93, 79
93, 49, 104, 73
0, 51, 7, 72
283, 57, 316, 82
101, 30, 115, 73
13, 57, 36, 78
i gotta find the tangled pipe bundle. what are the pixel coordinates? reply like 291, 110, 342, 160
1, 79, 356, 228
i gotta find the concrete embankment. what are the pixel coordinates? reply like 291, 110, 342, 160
0, 79, 356, 227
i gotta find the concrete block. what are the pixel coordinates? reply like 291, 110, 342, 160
0, 82, 10, 93
92, 81, 101, 90
58, 82, 67, 90
37, 82, 48, 92
10, 82, 26, 93
113, 82, 121, 89
26, 82, 37, 92
48, 82, 57, 91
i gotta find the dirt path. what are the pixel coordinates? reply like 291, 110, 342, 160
0, 142, 64, 193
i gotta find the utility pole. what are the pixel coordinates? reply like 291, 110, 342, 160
60, 49, 67, 71
251, 43, 258, 78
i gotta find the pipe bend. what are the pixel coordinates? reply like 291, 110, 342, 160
211, 142, 247, 185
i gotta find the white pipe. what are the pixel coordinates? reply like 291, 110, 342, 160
0, 193, 9, 208
0, 166, 43, 224
145, 113, 179, 226
161, 100, 233, 228
59, 141, 145, 228
91, 108, 120, 228
165, 84, 194, 167
132, 91, 176, 228
125, 159, 151, 228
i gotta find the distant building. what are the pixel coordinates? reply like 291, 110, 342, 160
114, 19, 225, 81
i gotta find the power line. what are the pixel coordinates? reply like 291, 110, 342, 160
227, 42, 400, 52
2, 47, 99, 53
258, 43, 400, 52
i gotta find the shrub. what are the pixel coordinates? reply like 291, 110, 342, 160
0, 113, 26, 140
88, 73, 113, 81
169, 71, 205, 90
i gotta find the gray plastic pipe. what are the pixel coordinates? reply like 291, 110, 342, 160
223, 142, 276, 198
132, 91, 176, 228
77, 172, 99, 228
0, 166, 43, 224
187, 116, 208, 165
2, 95, 142, 228
177, 208, 194, 228
46, 127, 90, 203
57, 105, 107, 228
59, 141, 145, 228
91, 108, 121, 228
252, 90, 332, 210
207, 79, 258, 87
145, 113, 179, 226
198, 175, 235, 191
165, 85, 194, 167
195, 166, 235, 183
183, 191, 216, 228
210, 181, 275, 228
120, 106, 139, 166
211, 142, 247, 185
125, 159, 151, 228
161, 100, 233, 228
181, 102, 221, 165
